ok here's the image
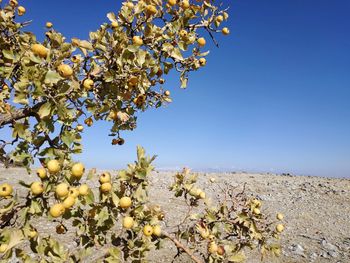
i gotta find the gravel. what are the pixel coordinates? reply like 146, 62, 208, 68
1, 168, 350, 263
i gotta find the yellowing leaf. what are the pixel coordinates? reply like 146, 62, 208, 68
229, 252, 246, 262
7, 230, 24, 251
45, 70, 62, 85
38, 102, 52, 119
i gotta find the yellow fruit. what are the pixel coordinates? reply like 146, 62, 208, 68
0, 244, 8, 253
126, 2, 134, 9
99, 172, 111, 184
199, 58, 206, 66
164, 90, 170, 96
71, 38, 80, 46
199, 191, 206, 199
83, 78, 94, 90
9, 0, 18, 7
17, 6, 25, 16
71, 162, 85, 178
189, 187, 198, 197
128, 76, 138, 87
78, 184, 89, 196
199, 228, 210, 239
122, 216, 134, 229
55, 183, 70, 198
222, 27, 230, 35
50, 203, 65, 218
252, 199, 262, 207
111, 21, 119, 28
195, 188, 202, 197
100, 182, 112, 193
253, 208, 261, 215
31, 44, 48, 58
84, 117, 93, 127
223, 12, 229, 20
153, 225, 162, 237
168, 0, 177, 6
276, 224, 284, 233
108, 110, 118, 120
146, 5, 157, 16
179, 29, 188, 39
63, 196, 76, 209
76, 124, 84, 132
119, 196, 132, 209
208, 241, 218, 254
181, 0, 190, 9
216, 15, 224, 23
143, 225, 153, 236
197, 37, 206, 47
0, 183, 13, 197
132, 36, 143, 46
28, 228, 37, 239
71, 55, 80, 63
58, 64, 73, 78
46, 22, 53, 28
69, 187, 79, 198
276, 213, 284, 220
36, 167, 47, 179
217, 246, 225, 256
30, 182, 44, 196
47, 160, 60, 174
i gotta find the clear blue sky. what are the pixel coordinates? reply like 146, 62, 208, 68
10, 0, 350, 177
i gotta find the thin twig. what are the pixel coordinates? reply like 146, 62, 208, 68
163, 231, 203, 263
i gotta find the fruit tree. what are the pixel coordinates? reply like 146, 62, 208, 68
0, 0, 284, 262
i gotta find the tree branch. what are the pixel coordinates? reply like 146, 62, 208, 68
0, 102, 45, 127
163, 231, 203, 263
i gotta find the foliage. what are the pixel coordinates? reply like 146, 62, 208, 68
0, 0, 229, 168
0, 0, 284, 262
0, 147, 284, 262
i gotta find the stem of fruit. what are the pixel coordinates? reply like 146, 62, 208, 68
163, 232, 203, 263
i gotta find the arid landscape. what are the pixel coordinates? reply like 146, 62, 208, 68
1, 167, 349, 262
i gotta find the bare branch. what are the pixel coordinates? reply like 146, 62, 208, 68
163, 231, 203, 263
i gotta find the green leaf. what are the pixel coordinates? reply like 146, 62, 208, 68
180, 75, 188, 89
45, 70, 62, 85
61, 130, 75, 147
127, 45, 139, 53
137, 50, 146, 66
7, 230, 24, 251
13, 91, 28, 104
0, 200, 16, 215
38, 102, 52, 119
170, 48, 183, 61
111, 192, 120, 207
228, 252, 246, 262
84, 189, 95, 205
97, 207, 109, 227
107, 12, 117, 22
12, 123, 29, 139
2, 50, 15, 60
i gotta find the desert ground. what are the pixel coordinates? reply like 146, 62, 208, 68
1, 167, 349, 263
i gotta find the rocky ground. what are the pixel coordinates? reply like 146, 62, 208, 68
1, 167, 349, 263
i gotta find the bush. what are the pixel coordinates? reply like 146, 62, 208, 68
0, 0, 283, 262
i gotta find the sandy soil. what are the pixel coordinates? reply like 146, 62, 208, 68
1, 168, 349, 263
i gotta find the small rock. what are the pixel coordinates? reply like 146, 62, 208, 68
310, 252, 318, 262
321, 239, 337, 251
328, 250, 339, 258
289, 244, 305, 256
